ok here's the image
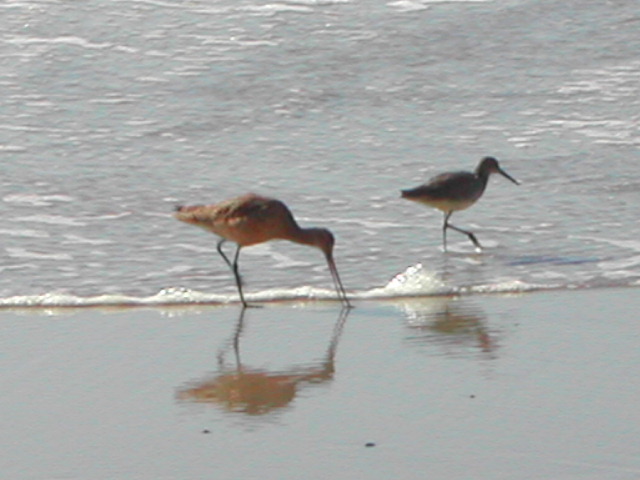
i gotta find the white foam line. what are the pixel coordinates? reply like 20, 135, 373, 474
5, 35, 113, 50
3, 193, 74, 206
0, 145, 26, 152
62, 234, 113, 246
0, 228, 50, 238
0, 279, 556, 310
239, 4, 314, 14
6, 248, 73, 261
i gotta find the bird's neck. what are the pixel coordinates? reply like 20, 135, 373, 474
475, 166, 492, 184
291, 227, 323, 249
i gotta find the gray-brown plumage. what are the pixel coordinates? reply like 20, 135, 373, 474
175, 193, 350, 307
401, 157, 519, 251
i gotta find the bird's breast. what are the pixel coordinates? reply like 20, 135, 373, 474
205, 217, 282, 246
408, 196, 478, 213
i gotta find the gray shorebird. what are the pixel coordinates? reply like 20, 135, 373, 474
401, 156, 519, 251
174, 193, 350, 308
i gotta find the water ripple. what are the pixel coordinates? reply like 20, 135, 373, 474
14, 215, 86, 226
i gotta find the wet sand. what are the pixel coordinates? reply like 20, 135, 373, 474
1, 288, 639, 479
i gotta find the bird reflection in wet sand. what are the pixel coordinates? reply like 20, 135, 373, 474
176, 308, 350, 416
399, 297, 498, 359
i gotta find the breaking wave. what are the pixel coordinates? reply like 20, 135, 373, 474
0, 264, 553, 309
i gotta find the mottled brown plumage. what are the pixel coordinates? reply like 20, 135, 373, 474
175, 193, 350, 307
401, 157, 519, 251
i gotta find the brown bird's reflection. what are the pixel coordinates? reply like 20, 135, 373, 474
176, 307, 350, 416
398, 296, 499, 359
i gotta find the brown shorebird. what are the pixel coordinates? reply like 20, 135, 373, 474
175, 193, 350, 307
401, 157, 519, 251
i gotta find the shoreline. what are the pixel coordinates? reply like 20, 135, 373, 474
1, 287, 639, 479
0, 282, 637, 312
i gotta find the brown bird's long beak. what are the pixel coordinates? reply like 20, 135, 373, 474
498, 167, 520, 185
326, 253, 352, 308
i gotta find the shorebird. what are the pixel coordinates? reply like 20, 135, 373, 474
175, 193, 351, 308
401, 156, 519, 251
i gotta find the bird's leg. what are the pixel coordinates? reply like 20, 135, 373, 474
217, 240, 251, 307
216, 239, 233, 269
231, 245, 248, 308
445, 218, 482, 250
442, 212, 451, 252
217, 239, 245, 289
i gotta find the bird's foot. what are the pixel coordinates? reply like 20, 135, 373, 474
239, 299, 262, 309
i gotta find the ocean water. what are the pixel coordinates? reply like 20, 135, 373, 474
1, 0, 639, 306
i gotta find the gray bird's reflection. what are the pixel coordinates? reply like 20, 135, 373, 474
176, 307, 350, 415
398, 296, 498, 359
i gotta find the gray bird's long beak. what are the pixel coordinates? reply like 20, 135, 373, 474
498, 167, 520, 185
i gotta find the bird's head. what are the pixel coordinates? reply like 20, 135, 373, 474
309, 228, 336, 259
478, 157, 520, 185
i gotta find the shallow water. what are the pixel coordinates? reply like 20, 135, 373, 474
1, 288, 639, 479
1, 0, 640, 305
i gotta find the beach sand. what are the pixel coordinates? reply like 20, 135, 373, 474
1, 288, 639, 479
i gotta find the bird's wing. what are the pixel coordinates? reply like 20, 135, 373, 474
407, 172, 477, 201
221, 194, 278, 224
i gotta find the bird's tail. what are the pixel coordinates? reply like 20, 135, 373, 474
400, 188, 415, 199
